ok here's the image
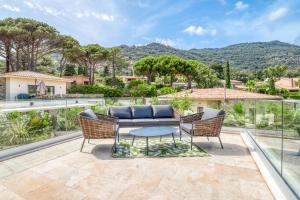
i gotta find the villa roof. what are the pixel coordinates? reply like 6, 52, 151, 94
160, 88, 282, 100
0, 71, 70, 82
63, 75, 89, 82
275, 78, 299, 91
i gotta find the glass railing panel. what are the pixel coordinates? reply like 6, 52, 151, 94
282, 101, 300, 196
254, 100, 283, 172
222, 100, 246, 127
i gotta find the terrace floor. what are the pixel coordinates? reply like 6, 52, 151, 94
0, 131, 274, 200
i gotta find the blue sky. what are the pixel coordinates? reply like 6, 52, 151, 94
1, 0, 300, 49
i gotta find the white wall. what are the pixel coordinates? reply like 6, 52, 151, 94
6, 77, 67, 100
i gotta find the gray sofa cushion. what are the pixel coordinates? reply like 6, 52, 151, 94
180, 123, 193, 134
202, 108, 225, 120
80, 109, 97, 119
156, 118, 180, 125
152, 105, 174, 118
131, 105, 153, 119
118, 118, 179, 127
109, 106, 132, 119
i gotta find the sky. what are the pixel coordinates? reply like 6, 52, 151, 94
1, 0, 300, 49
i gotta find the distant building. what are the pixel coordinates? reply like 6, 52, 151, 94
0, 71, 70, 100
120, 75, 146, 83
275, 78, 299, 91
160, 88, 282, 107
63, 75, 89, 86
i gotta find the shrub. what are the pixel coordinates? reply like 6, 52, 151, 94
129, 83, 157, 97
127, 80, 144, 90
159, 87, 177, 95
170, 97, 193, 114
104, 77, 125, 88
67, 85, 123, 97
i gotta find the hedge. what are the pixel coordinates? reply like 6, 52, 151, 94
67, 85, 123, 97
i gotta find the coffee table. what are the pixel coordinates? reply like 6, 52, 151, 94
129, 126, 177, 155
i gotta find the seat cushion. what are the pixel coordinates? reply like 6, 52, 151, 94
131, 105, 153, 119
152, 105, 174, 118
118, 119, 158, 126
202, 108, 225, 120
156, 118, 180, 126
180, 123, 193, 134
80, 109, 97, 119
109, 106, 132, 119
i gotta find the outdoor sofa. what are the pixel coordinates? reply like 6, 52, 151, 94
108, 105, 180, 127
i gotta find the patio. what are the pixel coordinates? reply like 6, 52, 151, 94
0, 131, 273, 200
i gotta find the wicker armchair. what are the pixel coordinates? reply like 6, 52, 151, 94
79, 110, 119, 152
179, 109, 225, 149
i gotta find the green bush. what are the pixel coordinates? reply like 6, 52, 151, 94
104, 77, 125, 88
170, 97, 193, 114
67, 85, 123, 97
127, 80, 144, 90
129, 84, 157, 97
159, 87, 177, 95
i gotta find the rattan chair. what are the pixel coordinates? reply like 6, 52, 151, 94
79, 110, 119, 152
179, 111, 225, 149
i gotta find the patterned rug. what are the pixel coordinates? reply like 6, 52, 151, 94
112, 138, 208, 158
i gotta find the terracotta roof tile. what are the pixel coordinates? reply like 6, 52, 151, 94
160, 88, 282, 100
0, 71, 69, 82
275, 78, 299, 91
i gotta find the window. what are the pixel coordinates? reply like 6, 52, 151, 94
28, 85, 55, 95
28, 85, 37, 95
47, 86, 55, 95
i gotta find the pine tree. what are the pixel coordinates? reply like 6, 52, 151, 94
64, 64, 76, 76
224, 60, 231, 88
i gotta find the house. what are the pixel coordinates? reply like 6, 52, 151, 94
0, 71, 70, 100
275, 78, 299, 91
160, 88, 282, 107
120, 75, 146, 83
63, 75, 89, 86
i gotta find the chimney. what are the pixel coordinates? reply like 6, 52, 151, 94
291, 78, 294, 88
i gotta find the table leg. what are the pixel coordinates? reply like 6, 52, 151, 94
132, 136, 135, 146
172, 133, 177, 147
146, 137, 149, 155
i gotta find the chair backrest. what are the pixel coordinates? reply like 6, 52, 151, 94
79, 109, 98, 119
202, 108, 225, 120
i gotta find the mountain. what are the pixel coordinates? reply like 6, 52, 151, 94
118, 41, 300, 70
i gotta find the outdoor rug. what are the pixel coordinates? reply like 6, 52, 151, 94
112, 138, 208, 158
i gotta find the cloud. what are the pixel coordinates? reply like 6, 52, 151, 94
1, 4, 20, 12
234, 1, 249, 11
76, 11, 114, 21
24, 1, 65, 17
183, 25, 217, 36
184, 25, 206, 35
154, 38, 178, 47
267, 7, 288, 22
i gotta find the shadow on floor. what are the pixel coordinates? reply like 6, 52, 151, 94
194, 141, 249, 156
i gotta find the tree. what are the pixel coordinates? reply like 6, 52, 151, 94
64, 64, 76, 76
210, 63, 224, 79
0, 18, 59, 72
77, 65, 87, 76
66, 44, 109, 85
246, 80, 256, 92
155, 55, 180, 86
264, 65, 288, 94
193, 62, 220, 88
56, 35, 79, 77
179, 59, 197, 89
133, 56, 158, 83
224, 60, 231, 88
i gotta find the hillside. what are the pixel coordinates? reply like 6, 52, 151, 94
118, 41, 300, 70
